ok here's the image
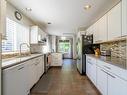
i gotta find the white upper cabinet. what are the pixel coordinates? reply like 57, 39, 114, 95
30, 26, 47, 44
93, 14, 108, 43
107, 2, 122, 41
98, 14, 108, 42
122, 0, 127, 36
0, 0, 6, 39
93, 21, 99, 43
86, 1, 127, 43
86, 25, 93, 35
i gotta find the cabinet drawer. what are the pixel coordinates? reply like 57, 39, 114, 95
86, 56, 96, 65
97, 59, 127, 81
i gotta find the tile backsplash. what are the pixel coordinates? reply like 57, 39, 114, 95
30, 44, 43, 54
100, 40, 127, 59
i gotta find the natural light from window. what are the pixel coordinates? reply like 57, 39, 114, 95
2, 18, 30, 53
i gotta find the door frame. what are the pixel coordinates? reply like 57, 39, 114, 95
56, 36, 73, 59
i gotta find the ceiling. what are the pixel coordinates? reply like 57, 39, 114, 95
8, 0, 120, 36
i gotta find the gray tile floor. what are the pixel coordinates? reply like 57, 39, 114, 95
31, 59, 101, 95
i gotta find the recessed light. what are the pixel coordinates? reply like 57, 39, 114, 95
47, 22, 51, 24
84, 5, 91, 10
25, 8, 32, 11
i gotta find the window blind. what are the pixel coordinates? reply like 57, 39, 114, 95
2, 18, 30, 52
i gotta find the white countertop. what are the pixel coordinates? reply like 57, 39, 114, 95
2, 54, 43, 69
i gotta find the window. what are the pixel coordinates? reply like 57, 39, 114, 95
2, 18, 30, 52
58, 40, 71, 53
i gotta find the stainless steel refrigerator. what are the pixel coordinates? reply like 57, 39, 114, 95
76, 34, 99, 75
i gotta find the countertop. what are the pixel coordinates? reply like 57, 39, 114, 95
2, 53, 43, 70
86, 54, 127, 70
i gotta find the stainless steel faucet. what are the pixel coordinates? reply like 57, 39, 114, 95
20, 43, 30, 57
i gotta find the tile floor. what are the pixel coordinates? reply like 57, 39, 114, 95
31, 59, 101, 95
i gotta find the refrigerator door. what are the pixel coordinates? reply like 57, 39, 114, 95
76, 36, 83, 74
83, 35, 93, 45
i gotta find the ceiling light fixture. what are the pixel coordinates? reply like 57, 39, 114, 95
47, 22, 51, 24
25, 8, 32, 12
61, 37, 66, 40
84, 5, 91, 10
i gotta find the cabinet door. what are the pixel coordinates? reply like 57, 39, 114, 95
96, 66, 108, 95
90, 62, 96, 85
86, 57, 91, 79
108, 2, 121, 40
25, 60, 35, 92
51, 53, 63, 66
0, 0, 6, 39
99, 14, 108, 42
29, 60, 37, 87
34, 61, 40, 83
86, 25, 93, 35
42, 55, 45, 74
108, 73, 127, 95
3, 64, 27, 95
86, 56, 96, 85
38, 57, 43, 77
30, 26, 38, 44
93, 21, 99, 43
122, 0, 127, 36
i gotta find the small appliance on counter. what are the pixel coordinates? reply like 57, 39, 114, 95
101, 50, 111, 56
94, 48, 101, 56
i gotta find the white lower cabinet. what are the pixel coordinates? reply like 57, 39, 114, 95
51, 53, 63, 66
86, 55, 127, 95
86, 56, 96, 85
96, 66, 108, 95
3, 55, 44, 95
107, 73, 127, 95
32, 56, 44, 84
3, 63, 28, 95
97, 65, 127, 95
27, 60, 35, 90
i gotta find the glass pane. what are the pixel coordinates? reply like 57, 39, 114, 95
2, 18, 16, 52
2, 18, 30, 53
58, 40, 70, 53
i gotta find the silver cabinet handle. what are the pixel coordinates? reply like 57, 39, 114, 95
107, 73, 116, 78
103, 66, 111, 70
87, 58, 92, 64
35, 62, 39, 66
101, 69, 107, 74
88, 61, 93, 65
18, 67, 24, 70
101, 69, 115, 78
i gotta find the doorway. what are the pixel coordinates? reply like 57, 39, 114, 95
57, 37, 73, 59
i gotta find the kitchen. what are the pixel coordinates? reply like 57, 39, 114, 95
0, 0, 127, 95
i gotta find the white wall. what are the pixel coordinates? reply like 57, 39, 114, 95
51, 35, 57, 52
73, 35, 77, 59
6, 2, 35, 26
